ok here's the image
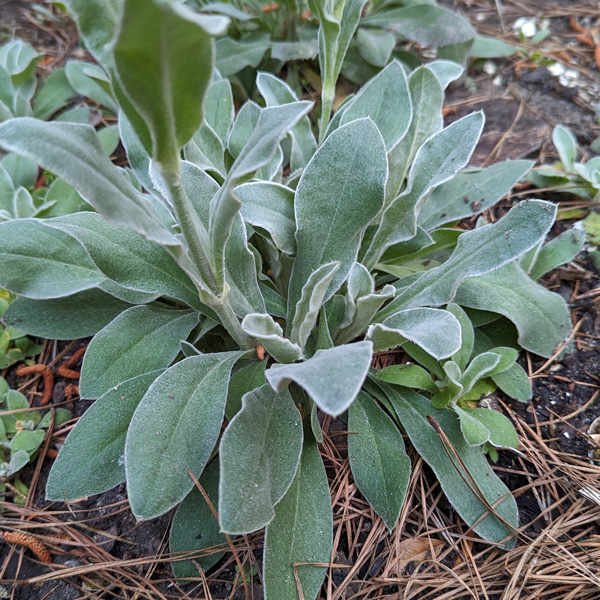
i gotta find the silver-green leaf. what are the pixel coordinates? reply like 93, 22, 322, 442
348, 392, 410, 531
266, 341, 373, 417
125, 351, 243, 520
80, 306, 199, 399
219, 384, 303, 534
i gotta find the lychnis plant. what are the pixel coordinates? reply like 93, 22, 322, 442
0, 0, 573, 597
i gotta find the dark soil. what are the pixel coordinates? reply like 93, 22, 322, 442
2, 1, 600, 599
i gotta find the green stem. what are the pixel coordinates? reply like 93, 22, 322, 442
160, 164, 253, 350
319, 80, 334, 142
208, 292, 254, 350
161, 165, 219, 295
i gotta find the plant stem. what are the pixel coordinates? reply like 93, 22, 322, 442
319, 80, 334, 142
160, 165, 253, 350
209, 292, 254, 349
161, 166, 219, 295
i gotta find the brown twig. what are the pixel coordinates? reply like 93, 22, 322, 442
1, 531, 52, 564
15, 364, 54, 406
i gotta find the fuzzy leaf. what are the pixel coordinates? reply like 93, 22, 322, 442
126, 352, 243, 520
340, 60, 411, 151
355, 27, 395, 67
384, 385, 518, 547
216, 34, 269, 77
33, 67, 77, 120
336, 285, 396, 345
377, 200, 558, 319
266, 341, 373, 417
529, 228, 585, 280
0, 118, 178, 246
204, 78, 234, 143
112, 0, 228, 168
362, 5, 476, 47
2, 289, 132, 340
46, 212, 202, 309
263, 432, 332, 600
463, 408, 519, 448
364, 112, 485, 267
63, 0, 120, 69
225, 360, 266, 420
180, 162, 265, 316
455, 405, 490, 446
209, 101, 312, 289
376, 364, 437, 393
80, 306, 198, 399
348, 392, 410, 530
256, 72, 317, 171
367, 308, 461, 359
446, 304, 474, 372
385, 66, 443, 200
492, 363, 531, 403
455, 262, 570, 357
552, 125, 577, 172
236, 182, 296, 254
0, 219, 104, 298
242, 314, 303, 364
288, 119, 387, 318
418, 160, 534, 231
219, 384, 303, 534
46, 370, 163, 500
290, 262, 340, 349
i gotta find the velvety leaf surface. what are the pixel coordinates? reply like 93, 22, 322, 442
340, 60, 411, 150
225, 360, 266, 420
288, 119, 387, 319
46, 212, 202, 309
377, 200, 558, 319
492, 363, 531, 403
364, 112, 485, 267
80, 306, 199, 399
528, 228, 585, 280
236, 182, 296, 254
0, 118, 178, 246
46, 370, 163, 500
454, 262, 571, 357
266, 341, 373, 416
3, 289, 132, 340
63, 0, 120, 68
348, 392, 410, 531
219, 384, 303, 534
126, 352, 243, 520
209, 101, 312, 290
0, 219, 104, 298
384, 385, 518, 548
170, 459, 227, 578
241, 314, 303, 364
362, 5, 476, 46
384, 66, 443, 200
418, 160, 534, 231
367, 308, 461, 359
290, 261, 340, 349
256, 71, 317, 171
263, 432, 332, 600
181, 162, 265, 316
112, 0, 228, 166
